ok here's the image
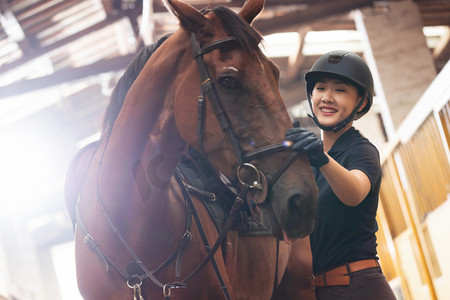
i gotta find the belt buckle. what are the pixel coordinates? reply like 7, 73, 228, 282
309, 274, 317, 289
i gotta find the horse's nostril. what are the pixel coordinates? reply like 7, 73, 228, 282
290, 190, 317, 217
288, 193, 302, 212
283, 191, 316, 238
288, 193, 302, 213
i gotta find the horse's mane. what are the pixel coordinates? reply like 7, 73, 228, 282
101, 6, 263, 139
101, 34, 170, 138
211, 6, 262, 53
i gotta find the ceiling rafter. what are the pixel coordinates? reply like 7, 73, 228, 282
0, 12, 132, 74
253, 0, 373, 34
284, 27, 309, 83
0, 53, 135, 99
0, 1, 29, 56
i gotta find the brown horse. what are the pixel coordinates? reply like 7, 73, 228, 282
64, 0, 317, 299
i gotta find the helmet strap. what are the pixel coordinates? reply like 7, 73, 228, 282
307, 91, 367, 133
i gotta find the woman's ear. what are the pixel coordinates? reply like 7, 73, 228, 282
357, 97, 368, 112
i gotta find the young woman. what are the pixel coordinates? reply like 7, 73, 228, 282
286, 50, 396, 299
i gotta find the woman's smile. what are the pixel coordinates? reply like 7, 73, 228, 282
319, 105, 337, 115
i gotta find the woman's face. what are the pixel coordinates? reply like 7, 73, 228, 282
311, 77, 364, 128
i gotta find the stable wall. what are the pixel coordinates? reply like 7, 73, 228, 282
356, 1, 437, 136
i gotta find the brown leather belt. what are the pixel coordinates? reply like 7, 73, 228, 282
310, 259, 379, 289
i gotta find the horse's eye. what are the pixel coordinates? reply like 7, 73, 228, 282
218, 76, 239, 90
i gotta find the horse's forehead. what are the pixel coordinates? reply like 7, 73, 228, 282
204, 12, 229, 37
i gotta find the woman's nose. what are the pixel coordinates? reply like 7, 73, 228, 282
321, 90, 333, 102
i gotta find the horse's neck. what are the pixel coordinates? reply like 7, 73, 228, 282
96, 36, 190, 219
138, 122, 187, 201
101, 37, 184, 175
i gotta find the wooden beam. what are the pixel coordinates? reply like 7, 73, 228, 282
0, 0, 33, 58
0, 54, 136, 99
433, 27, 450, 58
18, 0, 80, 33
253, 0, 373, 34
0, 1, 25, 42
152, 0, 329, 12
421, 14, 450, 26
433, 28, 450, 71
284, 27, 309, 83
101, 0, 122, 15
0, 13, 128, 75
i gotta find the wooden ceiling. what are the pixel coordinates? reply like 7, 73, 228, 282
0, 0, 449, 100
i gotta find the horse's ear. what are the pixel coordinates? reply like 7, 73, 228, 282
164, 0, 209, 32
238, 0, 264, 24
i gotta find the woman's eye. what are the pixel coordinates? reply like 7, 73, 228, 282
218, 76, 239, 90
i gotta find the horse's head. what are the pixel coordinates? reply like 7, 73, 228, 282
165, 0, 318, 240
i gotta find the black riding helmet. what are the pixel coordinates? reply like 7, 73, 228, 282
304, 50, 374, 132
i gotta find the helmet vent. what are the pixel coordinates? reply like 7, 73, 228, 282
328, 53, 345, 64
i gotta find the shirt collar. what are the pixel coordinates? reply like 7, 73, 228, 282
328, 127, 358, 155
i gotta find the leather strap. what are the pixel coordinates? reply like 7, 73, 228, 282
327, 259, 379, 276
310, 259, 379, 288
310, 274, 350, 288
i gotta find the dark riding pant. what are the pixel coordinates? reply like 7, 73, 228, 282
314, 267, 397, 300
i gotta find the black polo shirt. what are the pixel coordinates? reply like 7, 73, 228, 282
310, 127, 381, 274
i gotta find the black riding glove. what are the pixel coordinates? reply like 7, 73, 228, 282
285, 127, 329, 168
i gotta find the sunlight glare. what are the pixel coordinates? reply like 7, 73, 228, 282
0, 134, 54, 216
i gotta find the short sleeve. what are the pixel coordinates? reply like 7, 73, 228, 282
347, 141, 381, 192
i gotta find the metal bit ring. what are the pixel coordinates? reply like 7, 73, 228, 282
236, 163, 263, 190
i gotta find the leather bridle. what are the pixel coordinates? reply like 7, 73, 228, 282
191, 32, 299, 198
190, 32, 301, 299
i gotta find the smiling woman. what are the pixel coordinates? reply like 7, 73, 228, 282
285, 50, 396, 300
